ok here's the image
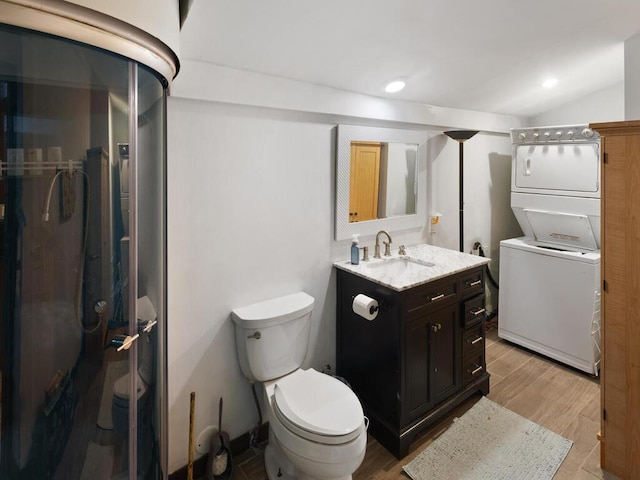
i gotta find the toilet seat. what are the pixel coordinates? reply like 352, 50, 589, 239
113, 372, 148, 404
270, 369, 363, 445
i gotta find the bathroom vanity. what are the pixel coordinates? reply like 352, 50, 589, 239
334, 244, 490, 458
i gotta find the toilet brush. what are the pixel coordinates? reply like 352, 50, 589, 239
207, 397, 232, 479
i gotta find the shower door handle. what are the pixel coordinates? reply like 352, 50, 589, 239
139, 320, 157, 333
116, 334, 139, 352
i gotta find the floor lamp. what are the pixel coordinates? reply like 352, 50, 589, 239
443, 130, 479, 252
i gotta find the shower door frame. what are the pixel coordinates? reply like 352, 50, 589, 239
0, 20, 168, 479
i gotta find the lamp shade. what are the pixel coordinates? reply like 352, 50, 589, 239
444, 130, 479, 142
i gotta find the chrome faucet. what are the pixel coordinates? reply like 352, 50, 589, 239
374, 230, 392, 258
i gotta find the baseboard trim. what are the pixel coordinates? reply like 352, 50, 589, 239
169, 423, 269, 480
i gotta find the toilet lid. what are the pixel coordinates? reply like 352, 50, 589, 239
272, 369, 363, 444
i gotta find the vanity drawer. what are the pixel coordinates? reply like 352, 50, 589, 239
462, 323, 485, 358
405, 277, 457, 318
460, 268, 484, 299
463, 354, 486, 386
462, 294, 486, 328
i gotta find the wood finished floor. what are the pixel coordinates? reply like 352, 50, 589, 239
226, 326, 619, 480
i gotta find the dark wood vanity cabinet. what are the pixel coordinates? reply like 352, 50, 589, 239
405, 302, 460, 421
336, 266, 490, 459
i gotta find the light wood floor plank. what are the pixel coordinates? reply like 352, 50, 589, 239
487, 353, 553, 404
579, 442, 621, 480
554, 407, 601, 479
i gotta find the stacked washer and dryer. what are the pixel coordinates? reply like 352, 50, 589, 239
498, 125, 601, 375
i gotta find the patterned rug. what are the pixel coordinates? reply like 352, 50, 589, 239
403, 397, 573, 480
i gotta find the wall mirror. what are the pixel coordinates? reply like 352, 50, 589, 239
335, 124, 428, 240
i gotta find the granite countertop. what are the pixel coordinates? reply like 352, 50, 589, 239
333, 243, 490, 291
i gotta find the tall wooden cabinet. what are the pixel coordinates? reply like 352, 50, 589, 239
590, 121, 640, 479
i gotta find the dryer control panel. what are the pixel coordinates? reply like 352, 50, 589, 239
511, 125, 599, 144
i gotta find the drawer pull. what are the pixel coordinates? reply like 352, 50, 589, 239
470, 307, 486, 316
429, 293, 445, 302
470, 336, 483, 345
469, 280, 482, 287
469, 365, 483, 375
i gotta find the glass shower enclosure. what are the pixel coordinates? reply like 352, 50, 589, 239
0, 23, 167, 479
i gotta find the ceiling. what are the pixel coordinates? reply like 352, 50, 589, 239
180, 0, 640, 118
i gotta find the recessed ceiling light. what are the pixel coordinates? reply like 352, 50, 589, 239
542, 78, 558, 89
385, 80, 406, 93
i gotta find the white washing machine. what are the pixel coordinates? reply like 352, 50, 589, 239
499, 237, 600, 374
498, 125, 601, 375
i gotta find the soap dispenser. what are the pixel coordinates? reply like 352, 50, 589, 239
351, 234, 360, 265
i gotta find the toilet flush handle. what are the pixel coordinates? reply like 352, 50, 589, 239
247, 331, 262, 340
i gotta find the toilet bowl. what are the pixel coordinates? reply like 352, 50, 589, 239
111, 370, 153, 475
232, 292, 367, 480
111, 372, 150, 432
264, 368, 367, 480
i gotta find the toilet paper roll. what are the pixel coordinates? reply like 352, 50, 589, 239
352, 294, 379, 321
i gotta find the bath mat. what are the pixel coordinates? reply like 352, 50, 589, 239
97, 360, 128, 430
403, 396, 573, 480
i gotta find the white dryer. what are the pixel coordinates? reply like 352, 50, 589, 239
498, 125, 601, 375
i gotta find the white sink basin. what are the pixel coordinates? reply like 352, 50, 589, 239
365, 256, 435, 276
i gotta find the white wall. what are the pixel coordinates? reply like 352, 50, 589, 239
171, 61, 524, 134
427, 132, 521, 311
527, 82, 624, 127
166, 65, 523, 473
625, 32, 640, 120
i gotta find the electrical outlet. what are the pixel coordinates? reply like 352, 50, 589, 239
195, 425, 218, 455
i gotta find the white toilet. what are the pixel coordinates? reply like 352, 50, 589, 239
232, 292, 367, 480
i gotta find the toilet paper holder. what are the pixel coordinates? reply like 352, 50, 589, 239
352, 293, 380, 321
351, 294, 382, 313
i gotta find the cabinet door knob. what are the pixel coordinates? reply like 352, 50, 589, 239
470, 336, 483, 345
468, 365, 483, 376
469, 280, 482, 287
432, 324, 438, 333
429, 293, 445, 302
470, 307, 485, 316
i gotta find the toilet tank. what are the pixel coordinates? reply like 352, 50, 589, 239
231, 292, 314, 382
